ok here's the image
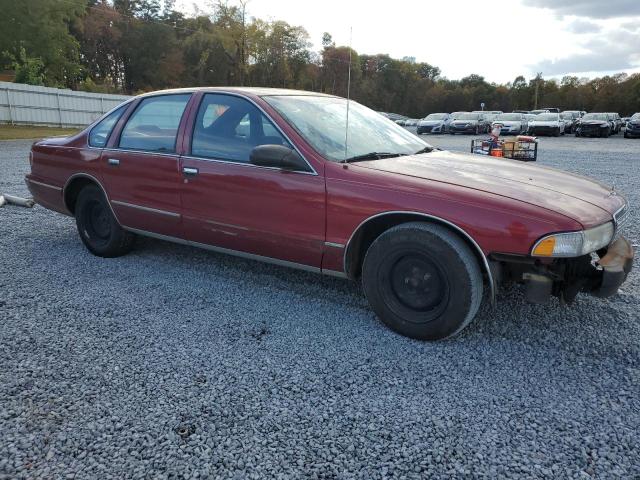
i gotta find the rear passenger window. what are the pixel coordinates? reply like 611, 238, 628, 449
119, 94, 190, 152
89, 104, 128, 147
191, 93, 290, 163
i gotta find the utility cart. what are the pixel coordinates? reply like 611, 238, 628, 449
471, 135, 538, 162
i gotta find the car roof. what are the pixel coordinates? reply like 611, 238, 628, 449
138, 86, 337, 98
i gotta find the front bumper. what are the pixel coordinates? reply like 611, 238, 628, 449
449, 124, 477, 133
417, 124, 444, 134
528, 126, 558, 135
491, 237, 634, 303
625, 125, 640, 137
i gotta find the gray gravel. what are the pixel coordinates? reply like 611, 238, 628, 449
1, 134, 639, 479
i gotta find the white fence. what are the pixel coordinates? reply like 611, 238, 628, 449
0, 81, 131, 128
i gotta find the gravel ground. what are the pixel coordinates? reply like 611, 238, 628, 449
1, 134, 639, 479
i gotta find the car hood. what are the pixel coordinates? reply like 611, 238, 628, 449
451, 120, 479, 125
419, 120, 444, 126
494, 121, 521, 127
353, 150, 623, 227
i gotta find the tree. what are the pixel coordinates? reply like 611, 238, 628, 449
0, 0, 86, 87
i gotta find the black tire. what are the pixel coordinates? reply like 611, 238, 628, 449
624, 132, 629, 138
75, 184, 135, 258
361, 222, 483, 340
474, 125, 480, 135
553, 127, 560, 137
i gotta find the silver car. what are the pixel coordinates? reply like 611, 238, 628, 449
416, 113, 450, 134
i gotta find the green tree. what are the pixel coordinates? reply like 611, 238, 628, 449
0, 0, 86, 87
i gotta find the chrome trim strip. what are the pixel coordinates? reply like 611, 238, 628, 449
111, 200, 180, 218
324, 242, 345, 249
322, 269, 349, 279
181, 155, 317, 176
101, 147, 180, 158
62, 173, 120, 221
123, 227, 323, 274
186, 91, 318, 176
27, 179, 62, 192
343, 211, 496, 304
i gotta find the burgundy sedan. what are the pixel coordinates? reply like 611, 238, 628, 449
26, 88, 634, 340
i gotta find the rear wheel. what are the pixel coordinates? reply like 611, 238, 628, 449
553, 127, 560, 137
362, 222, 483, 340
75, 185, 135, 257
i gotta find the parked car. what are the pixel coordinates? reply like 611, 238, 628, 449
512, 110, 530, 114
542, 107, 560, 113
530, 109, 550, 115
527, 113, 565, 136
575, 113, 612, 137
560, 111, 580, 134
624, 112, 640, 138
448, 112, 490, 134
417, 113, 450, 134
404, 118, 419, 127
606, 113, 622, 134
492, 113, 528, 135
25, 87, 633, 341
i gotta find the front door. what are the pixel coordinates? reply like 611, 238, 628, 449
180, 93, 325, 269
101, 93, 191, 238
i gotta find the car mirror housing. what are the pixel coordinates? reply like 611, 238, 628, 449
250, 144, 309, 172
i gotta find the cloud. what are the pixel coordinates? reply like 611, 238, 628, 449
530, 28, 640, 75
522, 0, 640, 18
566, 18, 602, 34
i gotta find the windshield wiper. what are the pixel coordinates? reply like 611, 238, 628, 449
413, 146, 436, 155
342, 152, 404, 163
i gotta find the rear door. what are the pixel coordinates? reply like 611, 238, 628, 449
101, 93, 191, 238
179, 93, 326, 269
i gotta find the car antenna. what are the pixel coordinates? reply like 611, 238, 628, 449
343, 27, 353, 163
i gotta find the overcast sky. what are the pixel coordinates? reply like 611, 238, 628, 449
175, 0, 640, 83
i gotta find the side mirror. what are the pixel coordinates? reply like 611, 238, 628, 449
249, 144, 310, 172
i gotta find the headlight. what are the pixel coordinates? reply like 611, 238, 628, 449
531, 222, 614, 257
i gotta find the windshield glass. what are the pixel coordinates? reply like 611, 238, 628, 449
582, 113, 608, 121
495, 113, 521, 121
534, 114, 558, 121
456, 113, 480, 120
264, 95, 430, 162
425, 113, 447, 120
560, 113, 574, 119
632, 113, 640, 120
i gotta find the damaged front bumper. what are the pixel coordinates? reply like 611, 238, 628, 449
491, 237, 634, 303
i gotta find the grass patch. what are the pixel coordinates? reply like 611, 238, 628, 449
0, 124, 81, 141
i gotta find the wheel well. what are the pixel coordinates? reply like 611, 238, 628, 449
63, 177, 97, 214
344, 213, 489, 284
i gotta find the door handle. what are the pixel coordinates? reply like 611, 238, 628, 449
182, 167, 199, 176
107, 158, 120, 166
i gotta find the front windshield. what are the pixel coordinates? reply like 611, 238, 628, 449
456, 113, 480, 120
534, 114, 558, 121
425, 113, 447, 120
264, 95, 430, 162
582, 113, 608, 121
496, 113, 522, 121
560, 113, 574, 119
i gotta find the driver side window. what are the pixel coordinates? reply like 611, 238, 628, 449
191, 94, 291, 163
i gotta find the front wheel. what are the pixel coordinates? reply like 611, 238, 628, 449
362, 222, 483, 340
75, 185, 135, 257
